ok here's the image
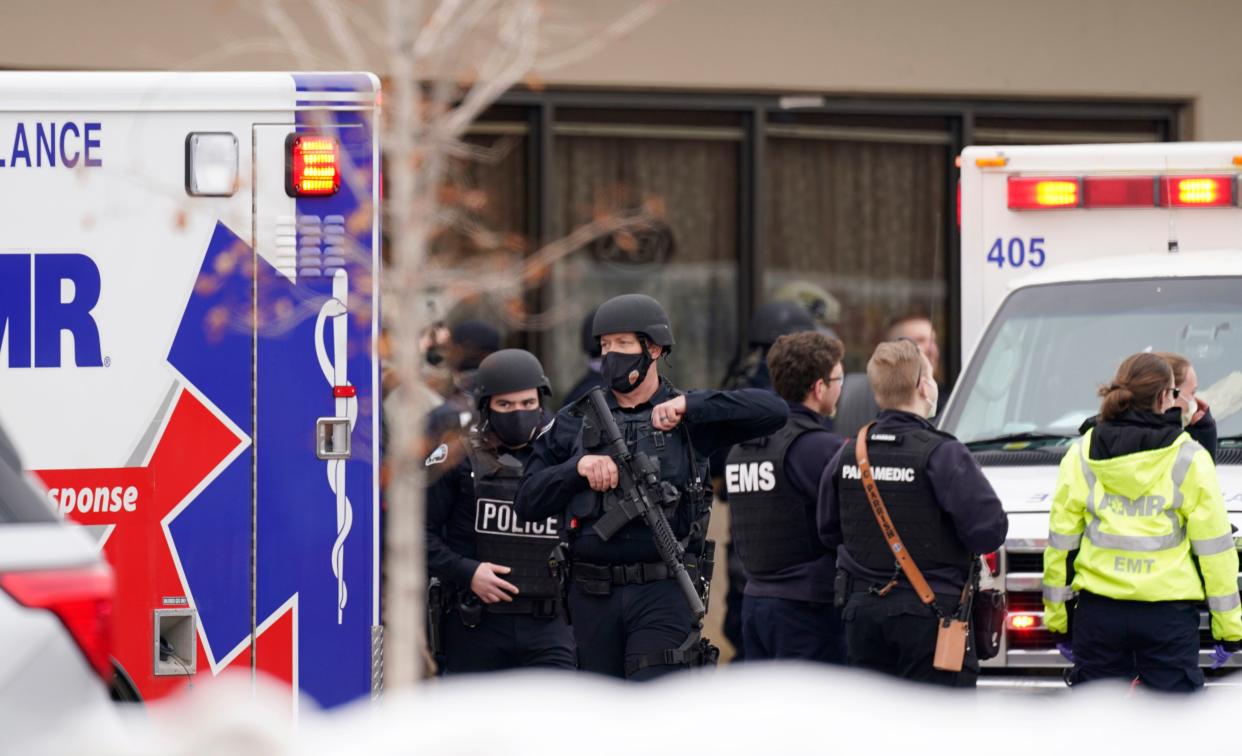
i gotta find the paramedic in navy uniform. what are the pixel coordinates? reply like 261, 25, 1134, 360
515, 294, 787, 679
425, 349, 575, 673
818, 338, 1007, 687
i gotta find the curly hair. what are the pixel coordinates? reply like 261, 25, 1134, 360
768, 331, 844, 403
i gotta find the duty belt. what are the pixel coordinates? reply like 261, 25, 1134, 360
572, 561, 671, 596
484, 597, 560, 618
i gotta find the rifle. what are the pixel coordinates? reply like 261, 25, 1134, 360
571, 387, 706, 620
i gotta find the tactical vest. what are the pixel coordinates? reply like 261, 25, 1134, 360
725, 411, 828, 575
835, 427, 970, 574
568, 392, 709, 548
465, 438, 561, 599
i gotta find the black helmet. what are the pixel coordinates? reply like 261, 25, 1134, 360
592, 294, 674, 350
748, 301, 815, 346
473, 349, 551, 407
580, 307, 601, 358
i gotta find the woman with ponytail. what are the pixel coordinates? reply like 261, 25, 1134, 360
1042, 353, 1242, 691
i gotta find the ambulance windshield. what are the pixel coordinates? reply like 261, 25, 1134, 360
943, 277, 1242, 448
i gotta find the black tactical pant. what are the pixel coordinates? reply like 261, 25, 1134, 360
569, 579, 695, 681
441, 609, 576, 674
843, 589, 978, 687
1069, 591, 1203, 692
742, 595, 845, 663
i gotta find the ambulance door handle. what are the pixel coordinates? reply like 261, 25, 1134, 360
317, 417, 352, 460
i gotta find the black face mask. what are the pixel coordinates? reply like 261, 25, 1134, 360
489, 408, 542, 448
601, 349, 654, 394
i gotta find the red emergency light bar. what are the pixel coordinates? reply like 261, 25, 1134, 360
1007, 177, 1080, 210
1009, 174, 1238, 210
286, 134, 340, 197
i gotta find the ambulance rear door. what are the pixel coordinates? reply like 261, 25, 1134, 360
250, 74, 381, 711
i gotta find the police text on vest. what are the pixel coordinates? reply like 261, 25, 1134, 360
475, 498, 559, 538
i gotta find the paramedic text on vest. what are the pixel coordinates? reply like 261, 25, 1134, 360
818, 339, 1008, 687
1043, 353, 1242, 691
424, 349, 575, 674
515, 294, 788, 680
725, 330, 847, 663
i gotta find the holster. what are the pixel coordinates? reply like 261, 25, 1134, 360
548, 542, 572, 623
427, 578, 445, 658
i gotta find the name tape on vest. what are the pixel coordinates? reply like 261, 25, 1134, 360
842, 464, 916, 483
475, 498, 560, 539
725, 461, 776, 494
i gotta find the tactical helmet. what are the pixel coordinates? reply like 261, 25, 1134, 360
591, 294, 674, 350
748, 300, 815, 347
771, 281, 842, 327
580, 307, 602, 358
473, 349, 551, 408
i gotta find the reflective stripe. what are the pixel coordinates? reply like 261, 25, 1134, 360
1207, 593, 1242, 612
1192, 533, 1237, 557
1085, 520, 1185, 552
1079, 439, 1199, 554
1043, 583, 1075, 603
1170, 440, 1200, 511
1079, 446, 1096, 515
1048, 531, 1082, 551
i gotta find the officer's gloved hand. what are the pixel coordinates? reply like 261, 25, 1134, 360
1210, 640, 1241, 670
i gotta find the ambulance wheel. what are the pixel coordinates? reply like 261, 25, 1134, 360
108, 659, 142, 704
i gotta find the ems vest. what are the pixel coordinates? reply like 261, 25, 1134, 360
836, 427, 970, 574
567, 390, 709, 549
465, 438, 561, 599
725, 411, 828, 575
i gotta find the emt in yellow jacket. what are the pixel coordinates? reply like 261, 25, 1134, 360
1043, 353, 1241, 691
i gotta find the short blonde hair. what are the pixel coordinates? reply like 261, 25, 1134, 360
867, 339, 923, 408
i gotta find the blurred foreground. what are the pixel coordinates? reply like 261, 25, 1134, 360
19, 664, 1242, 756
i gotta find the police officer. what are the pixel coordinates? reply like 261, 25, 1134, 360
726, 331, 847, 662
561, 308, 605, 408
720, 300, 816, 392
426, 319, 502, 442
425, 349, 575, 673
1044, 353, 1241, 691
516, 294, 787, 680
818, 339, 1007, 686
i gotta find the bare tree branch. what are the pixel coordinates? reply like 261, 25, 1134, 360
308, 0, 371, 71
537, 0, 669, 73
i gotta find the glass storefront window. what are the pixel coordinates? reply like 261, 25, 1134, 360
542, 127, 740, 402
763, 135, 949, 376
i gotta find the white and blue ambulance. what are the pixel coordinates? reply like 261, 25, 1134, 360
945, 142, 1242, 677
0, 72, 382, 709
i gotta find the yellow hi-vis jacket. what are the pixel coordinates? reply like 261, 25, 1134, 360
1043, 430, 1242, 642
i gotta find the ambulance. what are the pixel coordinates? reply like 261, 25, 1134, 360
944, 143, 1242, 676
0, 72, 383, 710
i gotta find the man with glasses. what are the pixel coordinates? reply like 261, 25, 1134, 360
818, 338, 1007, 686
725, 331, 849, 662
